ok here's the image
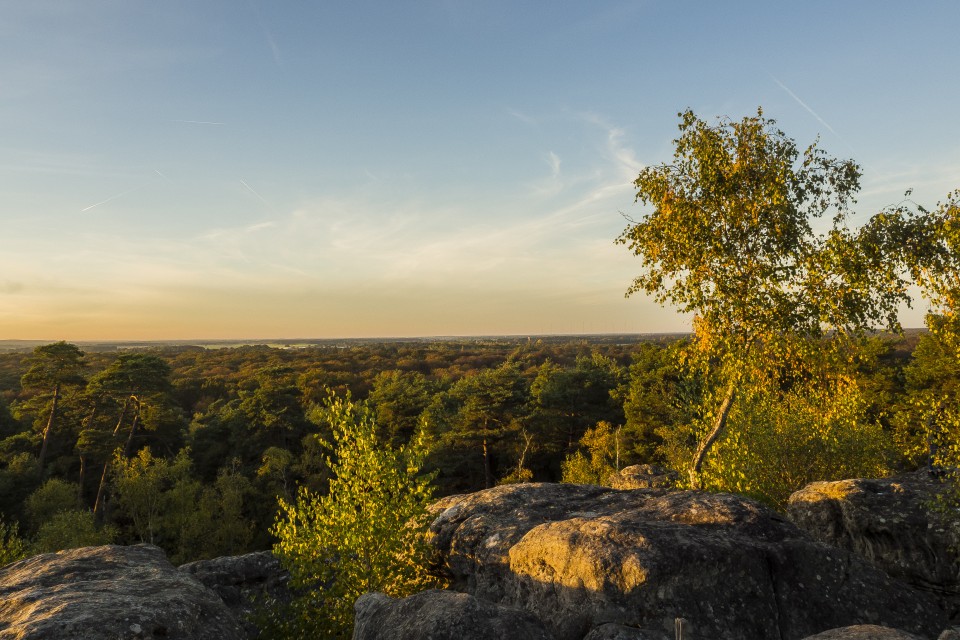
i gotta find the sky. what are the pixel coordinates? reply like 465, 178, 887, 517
1, 1, 958, 340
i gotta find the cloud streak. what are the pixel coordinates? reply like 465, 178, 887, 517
80, 185, 143, 212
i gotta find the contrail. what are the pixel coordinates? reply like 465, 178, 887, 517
771, 75, 868, 171
80, 186, 143, 212
154, 169, 174, 184
172, 119, 225, 125
240, 179, 276, 213
771, 76, 839, 137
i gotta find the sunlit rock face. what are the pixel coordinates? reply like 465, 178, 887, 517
427, 483, 946, 640
0, 544, 244, 639
788, 469, 960, 618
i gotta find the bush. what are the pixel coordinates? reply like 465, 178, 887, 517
32, 510, 116, 554
663, 371, 890, 509
269, 394, 440, 638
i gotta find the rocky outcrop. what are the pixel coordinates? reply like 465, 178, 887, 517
788, 470, 960, 616
353, 589, 555, 640
427, 483, 946, 640
0, 544, 244, 639
606, 464, 678, 490
179, 550, 291, 638
798, 625, 926, 640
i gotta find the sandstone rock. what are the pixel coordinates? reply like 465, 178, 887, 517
0, 544, 244, 639
352, 589, 554, 640
179, 550, 291, 638
799, 624, 927, 639
429, 483, 946, 640
606, 465, 678, 490
787, 470, 960, 615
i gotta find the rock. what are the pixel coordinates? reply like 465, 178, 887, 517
939, 628, 960, 640
428, 483, 946, 640
179, 550, 291, 638
352, 589, 555, 640
606, 465, 678, 490
0, 544, 245, 639
799, 624, 927, 639
787, 470, 960, 615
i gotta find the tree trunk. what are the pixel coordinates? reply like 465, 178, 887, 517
93, 460, 110, 517
121, 398, 141, 459
689, 379, 737, 490
37, 382, 61, 470
94, 398, 133, 517
78, 453, 86, 501
482, 438, 493, 489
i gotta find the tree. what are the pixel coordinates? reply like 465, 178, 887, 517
271, 394, 438, 638
617, 109, 911, 487
426, 362, 529, 489
86, 354, 175, 515
20, 342, 86, 470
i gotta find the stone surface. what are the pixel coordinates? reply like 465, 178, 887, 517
352, 589, 555, 640
799, 625, 927, 639
180, 550, 291, 638
606, 464, 679, 490
788, 470, 960, 616
0, 544, 244, 639
428, 482, 946, 640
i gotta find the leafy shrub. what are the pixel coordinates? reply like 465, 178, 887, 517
269, 394, 440, 638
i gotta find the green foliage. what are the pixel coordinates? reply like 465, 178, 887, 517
425, 361, 529, 490
661, 340, 892, 509
113, 447, 185, 544
560, 421, 622, 485
32, 510, 116, 554
110, 447, 253, 561
0, 516, 26, 566
527, 354, 625, 475
705, 375, 889, 509
25, 478, 81, 531
270, 394, 439, 639
619, 341, 694, 463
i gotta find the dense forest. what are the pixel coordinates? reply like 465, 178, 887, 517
0, 329, 952, 568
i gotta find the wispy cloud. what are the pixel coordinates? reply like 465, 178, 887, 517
507, 107, 538, 126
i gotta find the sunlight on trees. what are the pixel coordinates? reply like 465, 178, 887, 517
560, 421, 622, 485
618, 109, 916, 488
269, 394, 439, 639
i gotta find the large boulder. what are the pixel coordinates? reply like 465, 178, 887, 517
788, 470, 960, 616
353, 589, 555, 640
0, 544, 245, 639
428, 483, 946, 640
179, 550, 291, 638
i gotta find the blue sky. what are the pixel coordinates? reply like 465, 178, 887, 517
1, 1, 957, 340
